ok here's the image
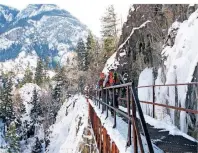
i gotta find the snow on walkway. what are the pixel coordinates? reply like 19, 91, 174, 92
46, 95, 89, 153
119, 106, 198, 142
88, 99, 163, 153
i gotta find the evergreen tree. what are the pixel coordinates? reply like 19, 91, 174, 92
23, 65, 33, 84
0, 77, 14, 124
101, 5, 119, 60
50, 67, 68, 122
76, 38, 86, 71
6, 122, 20, 153
30, 88, 42, 124
86, 31, 96, 69
19, 97, 26, 115
32, 137, 42, 153
101, 5, 118, 38
34, 59, 45, 86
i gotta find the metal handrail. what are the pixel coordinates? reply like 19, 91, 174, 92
88, 81, 198, 153
137, 82, 198, 88
90, 82, 154, 153
139, 100, 198, 114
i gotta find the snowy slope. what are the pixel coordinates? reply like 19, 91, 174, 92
18, 83, 45, 153
46, 95, 88, 153
0, 51, 56, 85
0, 119, 6, 149
138, 9, 198, 133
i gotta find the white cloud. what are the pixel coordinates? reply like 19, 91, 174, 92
0, 0, 132, 36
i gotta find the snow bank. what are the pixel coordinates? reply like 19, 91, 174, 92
18, 83, 44, 153
19, 83, 41, 123
46, 95, 88, 153
0, 149, 7, 153
0, 119, 6, 149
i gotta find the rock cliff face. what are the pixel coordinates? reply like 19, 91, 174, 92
116, 4, 192, 84
112, 4, 198, 138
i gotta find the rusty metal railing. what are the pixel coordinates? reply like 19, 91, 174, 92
89, 82, 154, 153
137, 82, 198, 117
87, 81, 198, 153
89, 103, 120, 153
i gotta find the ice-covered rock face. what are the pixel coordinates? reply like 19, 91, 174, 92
0, 4, 88, 63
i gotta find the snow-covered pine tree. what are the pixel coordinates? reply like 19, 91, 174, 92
35, 59, 45, 86
19, 99, 26, 115
0, 86, 4, 117
32, 137, 42, 153
1, 77, 14, 124
85, 31, 95, 71
50, 67, 68, 123
5, 122, 20, 153
101, 5, 119, 61
30, 88, 42, 124
76, 38, 86, 71
22, 64, 33, 85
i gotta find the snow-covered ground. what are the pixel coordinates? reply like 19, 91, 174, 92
0, 119, 6, 150
88, 99, 163, 153
19, 83, 41, 124
46, 95, 89, 153
18, 83, 45, 153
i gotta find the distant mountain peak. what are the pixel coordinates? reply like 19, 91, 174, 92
0, 4, 88, 67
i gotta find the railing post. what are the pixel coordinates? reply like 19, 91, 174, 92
132, 93, 138, 153
103, 127, 107, 153
107, 134, 110, 153
96, 91, 98, 106
113, 88, 116, 128
102, 90, 104, 114
127, 86, 132, 146
106, 89, 109, 119
99, 90, 102, 109
96, 90, 98, 105
132, 83, 154, 153
99, 121, 102, 152
112, 142, 116, 153
152, 86, 155, 118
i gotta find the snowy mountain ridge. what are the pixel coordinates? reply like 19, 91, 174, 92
0, 4, 88, 70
